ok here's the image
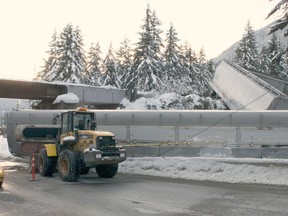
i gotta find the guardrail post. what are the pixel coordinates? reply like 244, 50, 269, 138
236, 127, 241, 147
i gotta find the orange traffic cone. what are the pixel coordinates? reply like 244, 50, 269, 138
29, 152, 38, 181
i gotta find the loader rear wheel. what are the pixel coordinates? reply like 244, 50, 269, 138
96, 164, 118, 178
58, 150, 80, 182
38, 149, 57, 177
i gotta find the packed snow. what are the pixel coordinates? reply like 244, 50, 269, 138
0, 136, 27, 169
120, 91, 226, 110
53, 92, 80, 104
1, 136, 288, 186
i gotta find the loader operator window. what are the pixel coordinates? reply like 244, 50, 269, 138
62, 113, 72, 133
73, 113, 94, 130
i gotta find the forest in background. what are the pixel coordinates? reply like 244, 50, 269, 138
30, 1, 288, 110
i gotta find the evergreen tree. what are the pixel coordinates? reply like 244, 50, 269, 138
179, 42, 198, 93
151, 10, 164, 58
198, 47, 207, 64
163, 23, 183, 92
279, 53, 288, 79
259, 45, 270, 75
234, 21, 259, 71
195, 48, 212, 95
265, 34, 284, 77
102, 44, 121, 88
86, 42, 103, 86
55, 24, 88, 84
116, 38, 134, 89
206, 60, 215, 75
124, 4, 164, 92
35, 30, 59, 81
266, 1, 288, 79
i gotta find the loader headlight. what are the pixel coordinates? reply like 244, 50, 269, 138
96, 154, 102, 159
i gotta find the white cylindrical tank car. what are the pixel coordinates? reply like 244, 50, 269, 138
6, 109, 288, 158
210, 60, 288, 110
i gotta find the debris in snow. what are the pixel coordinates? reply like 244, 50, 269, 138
53, 92, 80, 104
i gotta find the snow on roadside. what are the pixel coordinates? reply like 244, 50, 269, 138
1, 135, 288, 186
0, 136, 27, 169
119, 157, 288, 186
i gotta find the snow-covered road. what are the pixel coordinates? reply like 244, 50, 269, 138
1, 136, 288, 186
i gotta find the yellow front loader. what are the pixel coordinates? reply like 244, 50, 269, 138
38, 108, 126, 182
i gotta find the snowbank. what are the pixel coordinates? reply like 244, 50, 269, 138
120, 91, 226, 110
119, 157, 288, 186
1, 136, 288, 186
0, 136, 27, 169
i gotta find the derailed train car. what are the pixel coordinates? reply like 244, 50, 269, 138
6, 109, 288, 158
210, 60, 288, 110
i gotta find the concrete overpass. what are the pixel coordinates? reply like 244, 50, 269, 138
0, 79, 126, 109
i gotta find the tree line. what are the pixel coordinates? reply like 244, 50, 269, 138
35, 4, 213, 97
234, 0, 288, 79
234, 20, 288, 79
36, 1, 288, 104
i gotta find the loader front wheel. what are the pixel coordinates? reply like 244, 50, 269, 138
58, 150, 80, 182
96, 164, 118, 178
80, 164, 90, 175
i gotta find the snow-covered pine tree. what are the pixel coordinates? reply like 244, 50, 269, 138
151, 10, 164, 61
101, 44, 121, 88
163, 23, 183, 92
279, 53, 288, 79
179, 42, 198, 94
234, 21, 259, 71
195, 48, 212, 95
259, 46, 270, 75
86, 42, 103, 86
116, 38, 134, 89
260, 33, 284, 77
266, 0, 288, 80
35, 30, 59, 81
198, 47, 206, 64
55, 24, 88, 84
124, 4, 164, 92
206, 60, 215, 75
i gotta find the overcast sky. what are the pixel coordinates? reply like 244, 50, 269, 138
0, 0, 277, 80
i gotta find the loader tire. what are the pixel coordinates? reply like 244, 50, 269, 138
80, 164, 90, 175
58, 150, 80, 182
96, 164, 118, 178
38, 149, 57, 177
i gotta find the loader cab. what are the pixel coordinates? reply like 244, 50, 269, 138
61, 110, 96, 134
